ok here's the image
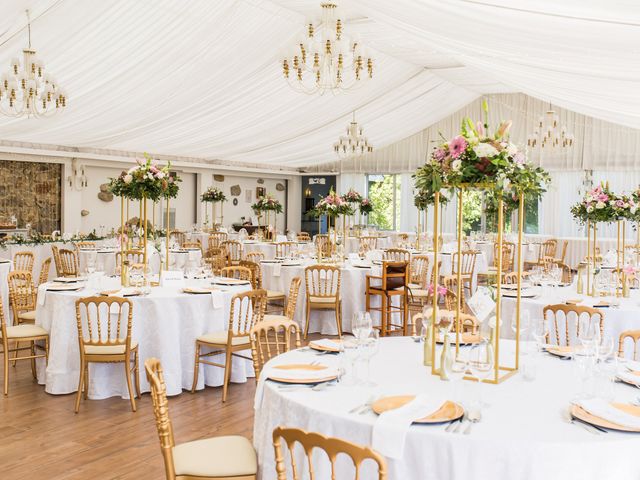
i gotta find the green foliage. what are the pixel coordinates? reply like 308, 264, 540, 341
368, 175, 399, 230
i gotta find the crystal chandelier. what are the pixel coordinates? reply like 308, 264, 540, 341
527, 103, 573, 148
0, 10, 67, 118
282, 2, 374, 95
333, 111, 373, 158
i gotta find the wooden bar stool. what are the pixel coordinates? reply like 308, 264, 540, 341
365, 261, 409, 336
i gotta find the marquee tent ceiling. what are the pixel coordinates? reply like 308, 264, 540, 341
0, 0, 638, 168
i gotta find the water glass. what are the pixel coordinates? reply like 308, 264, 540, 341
352, 312, 372, 343
359, 330, 379, 387
339, 339, 360, 386
468, 340, 494, 407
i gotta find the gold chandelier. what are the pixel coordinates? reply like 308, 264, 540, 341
0, 10, 67, 118
282, 2, 374, 95
333, 111, 373, 158
527, 103, 573, 148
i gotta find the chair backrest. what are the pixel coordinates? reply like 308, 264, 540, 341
383, 248, 410, 263
7, 270, 36, 317
619, 330, 640, 360
250, 320, 301, 379
452, 251, 476, 276
13, 250, 34, 274
38, 257, 52, 286
144, 358, 179, 479
543, 303, 604, 347
493, 242, 515, 271
221, 265, 252, 282
76, 241, 96, 249
380, 261, 409, 291
359, 236, 378, 254
297, 232, 311, 242
181, 241, 202, 252
314, 234, 331, 256
171, 230, 186, 246
75, 296, 134, 354
239, 260, 262, 289
540, 239, 558, 260
558, 240, 569, 263
284, 277, 302, 320
410, 255, 430, 288
305, 265, 341, 298
208, 232, 228, 249
246, 251, 265, 263
503, 272, 519, 285
272, 427, 387, 480
115, 250, 145, 268
59, 248, 79, 276
221, 240, 242, 262
275, 242, 296, 258
51, 245, 63, 277
227, 290, 267, 339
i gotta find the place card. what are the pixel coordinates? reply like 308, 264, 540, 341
161, 270, 185, 288
467, 287, 495, 322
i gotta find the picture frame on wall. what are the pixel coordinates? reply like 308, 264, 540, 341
245, 189, 252, 203
256, 187, 266, 198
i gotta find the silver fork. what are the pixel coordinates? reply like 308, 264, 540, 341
464, 410, 481, 434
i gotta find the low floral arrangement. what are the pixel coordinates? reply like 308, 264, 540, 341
201, 186, 226, 203
108, 153, 181, 201
313, 189, 354, 218
570, 183, 637, 224
1, 230, 105, 249
359, 198, 374, 215
341, 188, 363, 204
413, 101, 549, 199
252, 194, 283, 214
414, 189, 449, 211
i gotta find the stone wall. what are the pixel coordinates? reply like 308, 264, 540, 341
0, 160, 62, 233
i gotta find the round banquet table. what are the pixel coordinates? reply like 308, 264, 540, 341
0, 258, 11, 322
344, 236, 392, 255
243, 241, 314, 261
254, 337, 640, 480
78, 248, 201, 276
34, 279, 252, 399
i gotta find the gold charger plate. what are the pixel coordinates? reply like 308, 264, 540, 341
436, 333, 480, 345
270, 364, 337, 384
616, 369, 640, 387
213, 278, 251, 286
183, 287, 216, 294
372, 396, 464, 424
308, 340, 342, 352
571, 403, 640, 433
565, 299, 582, 305
546, 346, 573, 358
47, 284, 83, 291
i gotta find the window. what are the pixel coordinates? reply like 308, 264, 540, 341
461, 192, 539, 234
366, 174, 401, 230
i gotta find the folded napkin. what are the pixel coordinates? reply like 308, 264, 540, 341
617, 370, 640, 386
372, 394, 446, 459
574, 398, 640, 429
310, 339, 341, 351
273, 263, 281, 277
211, 290, 224, 309
37, 283, 48, 306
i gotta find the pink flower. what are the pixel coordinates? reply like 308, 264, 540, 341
448, 136, 467, 159
433, 148, 446, 162
475, 121, 484, 137
598, 193, 609, 202
616, 200, 625, 208
427, 284, 448, 296
513, 152, 525, 164
623, 265, 636, 275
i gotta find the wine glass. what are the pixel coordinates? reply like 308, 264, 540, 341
339, 339, 360, 386
360, 330, 379, 387
468, 339, 494, 408
450, 353, 469, 403
511, 310, 531, 343
531, 317, 550, 354
352, 312, 372, 343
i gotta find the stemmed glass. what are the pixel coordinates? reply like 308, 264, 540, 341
468, 339, 494, 408
511, 310, 531, 344
352, 312, 372, 343
449, 352, 469, 403
359, 330, 380, 387
339, 339, 360, 386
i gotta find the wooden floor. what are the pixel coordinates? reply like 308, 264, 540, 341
0, 362, 257, 479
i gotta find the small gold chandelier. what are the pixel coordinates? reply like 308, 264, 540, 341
0, 10, 67, 118
282, 2, 374, 95
527, 103, 573, 148
333, 111, 373, 158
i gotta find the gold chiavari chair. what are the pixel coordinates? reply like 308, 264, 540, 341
7, 271, 37, 325
397, 233, 409, 246
618, 330, 640, 360
250, 319, 301, 380
74, 296, 140, 413
366, 261, 410, 336
503, 272, 519, 284
204, 247, 228, 275
410, 255, 430, 289
76, 241, 96, 249
38, 257, 52, 286
408, 260, 441, 315
171, 230, 186, 246
220, 266, 252, 283
359, 236, 378, 255
304, 265, 342, 339
51, 245, 63, 277
451, 250, 477, 297
0, 295, 49, 395
181, 240, 202, 253
314, 234, 331, 257
208, 232, 228, 250
191, 290, 267, 402
383, 248, 411, 263
272, 427, 387, 480
297, 232, 311, 242
145, 358, 257, 480
221, 240, 243, 265
265, 277, 302, 324
59, 248, 79, 277
538, 239, 557, 264
245, 251, 265, 263
478, 242, 515, 286
274, 241, 296, 258
13, 250, 34, 274
239, 260, 262, 289
555, 240, 569, 264
542, 304, 604, 347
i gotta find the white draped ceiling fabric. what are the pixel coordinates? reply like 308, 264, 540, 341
0, 0, 638, 171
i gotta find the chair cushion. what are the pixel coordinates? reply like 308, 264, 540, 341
267, 290, 285, 299
409, 289, 429, 298
309, 296, 337, 304
84, 341, 138, 355
197, 331, 250, 346
1, 324, 48, 339
172, 435, 257, 477
18, 310, 37, 322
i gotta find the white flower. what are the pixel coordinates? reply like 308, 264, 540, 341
127, 166, 137, 174
596, 201, 605, 209
147, 172, 154, 180
506, 143, 518, 155
587, 205, 594, 213
632, 206, 638, 215
473, 142, 499, 158
124, 174, 133, 184
452, 160, 462, 171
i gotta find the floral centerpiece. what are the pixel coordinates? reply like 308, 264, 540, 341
108, 153, 180, 201
570, 184, 637, 224
313, 189, 354, 218
341, 188, 363, 204
359, 198, 373, 215
201, 186, 226, 203
251, 194, 283, 214
414, 189, 449, 211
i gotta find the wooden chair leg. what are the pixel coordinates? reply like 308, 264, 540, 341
304, 301, 311, 340
381, 295, 387, 337
335, 301, 343, 338
30, 342, 36, 380
191, 343, 201, 393
75, 358, 85, 413
3, 347, 8, 396
133, 352, 141, 399
124, 355, 137, 412
12, 340, 19, 367
403, 292, 409, 336
222, 347, 233, 403
83, 364, 89, 400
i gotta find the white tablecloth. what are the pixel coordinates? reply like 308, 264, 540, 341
425, 251, 489, 293
474, 241, 540, 267
254, 337, 640, 480
35, 279, 252, 398
78, 248, 201, 275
